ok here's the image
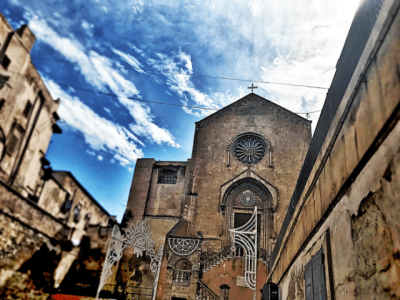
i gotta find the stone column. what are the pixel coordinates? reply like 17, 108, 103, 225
219, 284, 230, 300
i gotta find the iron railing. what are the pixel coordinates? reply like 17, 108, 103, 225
196, 280, 219, 300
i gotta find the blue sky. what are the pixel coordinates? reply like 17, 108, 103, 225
1, 0, 360, 221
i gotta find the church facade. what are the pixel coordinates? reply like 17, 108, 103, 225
102, 0, 400, 299
107, 94, 311, 300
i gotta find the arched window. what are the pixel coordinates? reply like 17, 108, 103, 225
158, 171, 177, 184
173, 259, 192, 283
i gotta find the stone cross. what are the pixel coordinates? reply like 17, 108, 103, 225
248, 84, 258, 93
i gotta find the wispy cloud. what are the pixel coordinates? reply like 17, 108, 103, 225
112, 48, 145, 74
255, 0, 360, 130
147, 49, 243, 117
44, 78, 144, 166
28, 16, 180, 149
86, 150, 96, 156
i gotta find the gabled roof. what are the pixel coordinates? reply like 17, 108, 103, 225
196, 93, 311, 126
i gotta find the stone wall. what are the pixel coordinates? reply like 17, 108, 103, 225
201, 259, 268, 300
144, 161, 188, 218
0, 13, 61, 198
0, 183, 67, 299
189, 94, 311, 249
269, 1, 400, 299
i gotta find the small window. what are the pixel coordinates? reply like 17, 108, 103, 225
0, 99, 5, 111
180, 166, 186, 176
73, 204, 82, 223
60, 194, 72, 213
6, 134, 19, 155
159, 171, 177, 184
23, 101, 32, 118
1, 55, 10, 70
84, 213, 91, 230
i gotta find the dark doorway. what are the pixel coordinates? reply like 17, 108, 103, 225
234, 213, 261, 235
171, 298, 187, 300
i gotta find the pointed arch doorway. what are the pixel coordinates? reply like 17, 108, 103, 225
221, 177, 274, 255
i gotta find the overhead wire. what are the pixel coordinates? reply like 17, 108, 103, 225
31, 56, 330, 90
6, 69, 322, 115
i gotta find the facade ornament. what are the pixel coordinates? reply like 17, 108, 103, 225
96, 221, 163, 300
231, 133, 268, 165
168, 237, 200, 256
229, 207, 257, 291
240, 192, 256, 207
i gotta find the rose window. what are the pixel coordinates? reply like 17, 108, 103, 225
240, 192, 256, 207
232, 133, 267, 164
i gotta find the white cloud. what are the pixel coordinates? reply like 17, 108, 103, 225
147, 50, 243, 117
89, 51, 181, 148
98, 155, 103, 161
103, 107, 112, 117
44, 78, 144, 166
28, 17, 180, 149
86, 150, 96, 156
81, 21, 90, 30
112, 48, 145, 74
255, 0, 360, 131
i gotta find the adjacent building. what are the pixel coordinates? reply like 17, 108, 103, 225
0, 13, 116, 299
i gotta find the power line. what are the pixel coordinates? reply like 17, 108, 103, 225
7, 69, 322, 114
57, 82, 321, 115
31, 56, 329, 90
56, 83, 219, 110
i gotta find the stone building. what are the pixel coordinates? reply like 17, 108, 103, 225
0, 14, 116, 299
267, 0, 400, 299
0, 13, 62, 198
103, 94, 312, 300
101, 0, 400, 299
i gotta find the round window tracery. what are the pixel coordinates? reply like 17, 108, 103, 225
240, 192, 256, 207
232, 133, 267, 165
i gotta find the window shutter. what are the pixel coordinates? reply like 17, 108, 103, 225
312, 250, 327, 300
305, 261, 314, 300
305, 248, 327, 300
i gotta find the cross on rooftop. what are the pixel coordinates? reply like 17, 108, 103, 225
248, 84, 258, 93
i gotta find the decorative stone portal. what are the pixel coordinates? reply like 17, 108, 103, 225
220, 177, 274, 257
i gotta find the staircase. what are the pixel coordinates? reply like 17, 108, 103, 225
196, 280, 219, 300
200, 246, 270, 271
200, 246, 232, 271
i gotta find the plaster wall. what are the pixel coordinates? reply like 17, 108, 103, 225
279, 111, 400, 300
37, 177, 69, 221
269, 2, 400, 299
51, 172, 109, 229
